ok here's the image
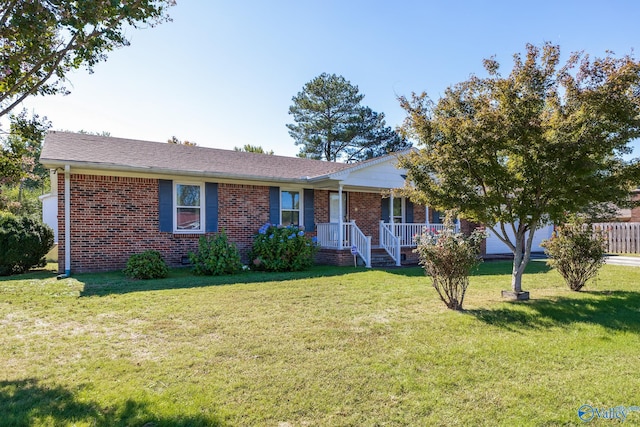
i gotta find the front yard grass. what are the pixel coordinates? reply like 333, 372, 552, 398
1, 262, 639, 426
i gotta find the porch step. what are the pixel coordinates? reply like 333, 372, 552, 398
370, 249, 397, 267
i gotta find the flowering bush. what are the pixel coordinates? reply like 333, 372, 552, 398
414, 222, 486, 310
250, 223, 317, 272
541, 216, 607, 291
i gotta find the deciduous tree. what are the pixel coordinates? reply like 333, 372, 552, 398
399, 43, 640, 298
0, 0, 175, 119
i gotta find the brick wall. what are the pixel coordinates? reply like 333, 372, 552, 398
57, 174, 272, 273
58, 173, 464, 273
348, 192, 382, 245
314, 190, 330, 224
631, 192, 640, 222
315, 248, 355, 266
218, 183, 270, 255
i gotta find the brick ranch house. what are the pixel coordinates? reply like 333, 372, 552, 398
40, 131, 540, 274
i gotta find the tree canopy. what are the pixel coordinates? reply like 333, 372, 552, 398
287, 73, 410, 162
234, 144, 274, 155
399, 43, 640, 296
0, 0, 175, 119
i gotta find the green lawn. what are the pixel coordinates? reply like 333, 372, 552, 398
1, 261, 639, 426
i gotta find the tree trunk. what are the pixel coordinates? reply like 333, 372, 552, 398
510, 224, 537, 294
511, 253, 526, 293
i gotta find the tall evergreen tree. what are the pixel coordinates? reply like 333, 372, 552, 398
287, 73, 409, 162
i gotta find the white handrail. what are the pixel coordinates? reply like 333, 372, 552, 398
349, 220, 371, 268
379, 221, 401, 266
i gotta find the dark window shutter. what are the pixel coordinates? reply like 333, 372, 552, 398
304, 189, 314, 231
269, 186, 280, 224
405, 199, 414, 223
158, 179, 173, 232
381, 198, 390, 222
205, 182, 218, 232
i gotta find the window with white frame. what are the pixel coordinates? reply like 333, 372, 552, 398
175, 183, 204, 232
393, 198, 404, 223
281, 190, 301, 226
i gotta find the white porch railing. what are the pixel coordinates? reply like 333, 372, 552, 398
317, 221, 459, 268
316, 221, 371, 267
390, 223, 458, 247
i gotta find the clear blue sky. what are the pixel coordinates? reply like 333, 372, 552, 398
16, 0, 640, 157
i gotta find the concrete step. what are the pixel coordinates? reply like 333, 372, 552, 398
370, 249, 397, 267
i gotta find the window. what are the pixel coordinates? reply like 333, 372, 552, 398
393, 198, 404, 223
175, 183, 204, 232
281, 190, 301, 226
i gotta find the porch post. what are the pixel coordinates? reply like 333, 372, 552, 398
338, 184, 344, 249
389, 194, 394, 225
425, 206, 430, 227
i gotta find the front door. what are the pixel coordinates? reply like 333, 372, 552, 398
329, 192, 348, 223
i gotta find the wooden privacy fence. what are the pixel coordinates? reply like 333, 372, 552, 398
592, 222, 640, 254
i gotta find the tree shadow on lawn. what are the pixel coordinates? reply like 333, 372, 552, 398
77, 265, 366, 297
466, 290, 640, 333
0, 378, 222, 426
383, 259, 551, 278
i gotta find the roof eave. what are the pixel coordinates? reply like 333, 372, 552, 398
39, 159, 310, 185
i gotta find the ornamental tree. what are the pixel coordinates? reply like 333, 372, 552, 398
399, 43, 640, 298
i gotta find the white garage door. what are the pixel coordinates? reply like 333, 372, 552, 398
485, 223, 554, 255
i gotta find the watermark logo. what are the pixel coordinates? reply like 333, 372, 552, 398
578, 404, 640, 422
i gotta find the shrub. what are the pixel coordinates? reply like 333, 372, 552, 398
0, 212, 54, 276
190, 230, 242, 276
413, 216, 485, 310
123, 250, 169, 279
250, 223, 317, 272
541, 216, 607, 291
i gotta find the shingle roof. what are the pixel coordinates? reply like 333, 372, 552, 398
40, 131, 356, 182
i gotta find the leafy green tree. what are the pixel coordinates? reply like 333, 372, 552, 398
234, 144, 274, 155
0, 111, 51, 213
0, 0, 175, 119
399, 43, 640, 298
6, 110, 51, 187
287, 73, 410, 162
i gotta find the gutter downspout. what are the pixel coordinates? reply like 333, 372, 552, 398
64, 165, 71, 276
338, 184, 343, 250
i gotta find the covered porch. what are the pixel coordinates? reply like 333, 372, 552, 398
306, 152, 457, 267
316, 196, 458, 267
